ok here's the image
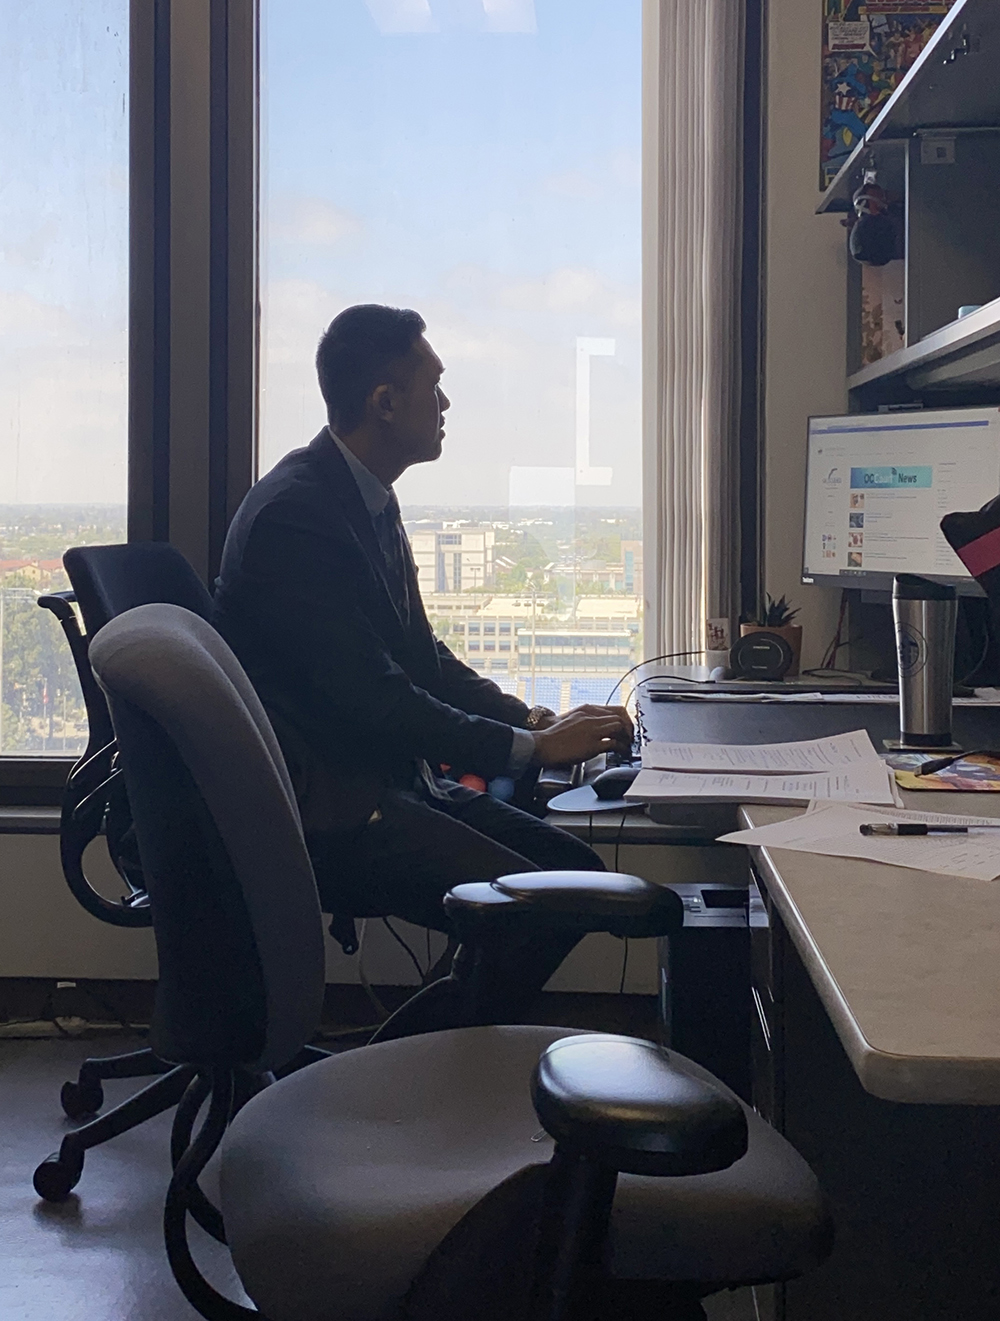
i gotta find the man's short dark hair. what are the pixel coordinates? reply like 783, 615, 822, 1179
316, 304, 427, 433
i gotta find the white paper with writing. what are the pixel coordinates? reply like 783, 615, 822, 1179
642, 729, 881, 775
626, 760, 895, 807
718, 802, 1000, 881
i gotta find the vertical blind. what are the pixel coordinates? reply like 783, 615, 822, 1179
642, 0, 745, 658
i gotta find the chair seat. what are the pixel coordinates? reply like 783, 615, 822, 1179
220, 1025, 830, 1321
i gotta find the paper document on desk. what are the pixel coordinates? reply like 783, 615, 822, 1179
718, 803, 1000, 881
626, 761, 896, 807
642, 729, 881, 775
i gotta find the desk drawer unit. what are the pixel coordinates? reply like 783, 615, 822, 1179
658, 883, 751, 1101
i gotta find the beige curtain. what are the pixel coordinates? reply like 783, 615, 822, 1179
642, 0, 745, 658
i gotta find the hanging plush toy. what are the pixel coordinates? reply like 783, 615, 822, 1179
849, 167, 898, 266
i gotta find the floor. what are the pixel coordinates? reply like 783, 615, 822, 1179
1, 1034, 757, 1321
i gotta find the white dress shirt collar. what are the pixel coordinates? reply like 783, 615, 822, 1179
328, 427, 393, 518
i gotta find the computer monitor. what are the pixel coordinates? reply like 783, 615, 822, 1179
802, 406, 1000, 594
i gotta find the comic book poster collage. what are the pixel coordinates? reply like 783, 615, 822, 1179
821, 1, 957, 190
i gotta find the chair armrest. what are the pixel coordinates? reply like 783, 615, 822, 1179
532, 1034, 747, 1177
37, 590, 78, 622
444, 871, 683, 939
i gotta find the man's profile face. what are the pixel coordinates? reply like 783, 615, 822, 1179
388, 336, 450, 467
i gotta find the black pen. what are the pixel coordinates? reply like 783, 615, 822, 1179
915, 750, 987, 776
859, 822, 1000, 836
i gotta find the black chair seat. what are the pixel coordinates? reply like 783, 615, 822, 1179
220, 1026, 830, 1321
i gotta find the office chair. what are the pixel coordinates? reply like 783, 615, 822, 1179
42, 602, 832, 1321
34, 543, 219, 1158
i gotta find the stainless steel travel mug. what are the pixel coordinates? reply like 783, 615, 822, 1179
893, 574, 958, 746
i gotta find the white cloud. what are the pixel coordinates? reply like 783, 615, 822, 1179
495, 267, 640, 328
257, 277, 641, 507
483, 0, 537, 34
441, 263, 639, 330
270, 196, 362, 247
543, 170, 602, 200
366, 0, 436, 34
0, 292, 126, 504
541, 150, 641, 201
0, 289, 78, 342
501, 267, 605, 313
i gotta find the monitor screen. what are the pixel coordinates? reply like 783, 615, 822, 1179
802, 406, 1000, 593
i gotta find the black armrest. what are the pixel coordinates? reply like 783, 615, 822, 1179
444, 871, 683, 939
532, 1034, 747, 1177
37, 590, 78, 622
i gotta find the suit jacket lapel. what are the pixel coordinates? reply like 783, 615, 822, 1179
306, 431, 423, 656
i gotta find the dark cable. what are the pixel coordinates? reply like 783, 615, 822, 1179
819, 591, 848, 672
605, 650, 707, 705
619, 939, 629, 995
382, 918, 425, 984
81, 984, 143, 1036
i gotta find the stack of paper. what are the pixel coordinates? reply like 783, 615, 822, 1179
718, 802, 1000, 882
626, 731, 897, 807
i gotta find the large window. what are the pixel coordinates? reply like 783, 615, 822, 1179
0, 1, 128, 756
260, 0, 642, 709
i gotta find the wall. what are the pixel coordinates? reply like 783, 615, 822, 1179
764, 0, 845, 669
0, 833, 745, 996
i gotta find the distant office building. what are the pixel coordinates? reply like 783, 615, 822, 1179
621, 540, 643, 597
546, 541, 643, 598
516, 629, 632, 674
408, 523, 495, 594
576, 561, 626, 592
574, 596, 642, 635
443, 594, 555, 674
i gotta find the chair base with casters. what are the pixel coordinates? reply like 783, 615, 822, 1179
33, 1042, 334, 1203
33, 1063, 196, 1201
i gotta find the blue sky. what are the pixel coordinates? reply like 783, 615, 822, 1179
0, 0, 641, 510
0, 0, 128, 505
261, 0, 642, 507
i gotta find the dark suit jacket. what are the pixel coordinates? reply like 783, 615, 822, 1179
213, 430, 531, 835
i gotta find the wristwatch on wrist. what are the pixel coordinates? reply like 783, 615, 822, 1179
526, 705, 556, 730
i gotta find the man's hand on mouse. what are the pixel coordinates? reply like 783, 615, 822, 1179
529, 704, 634, 767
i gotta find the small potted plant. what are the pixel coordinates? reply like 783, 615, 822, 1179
740, 594, 803, 676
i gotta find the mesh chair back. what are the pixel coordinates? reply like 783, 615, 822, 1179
64, 542, 214, 637
89, 603, 325, 1073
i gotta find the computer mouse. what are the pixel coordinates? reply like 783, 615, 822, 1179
592, 765, 641, 800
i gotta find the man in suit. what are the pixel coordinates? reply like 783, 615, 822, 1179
215, 304, 634, 1011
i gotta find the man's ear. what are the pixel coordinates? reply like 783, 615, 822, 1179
370, 383, 395, 422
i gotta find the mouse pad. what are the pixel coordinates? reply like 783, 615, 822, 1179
546, 786, 645, 813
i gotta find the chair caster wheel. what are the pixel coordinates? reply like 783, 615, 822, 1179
33, 1150, 84, 1201
61, 1079, 104, 1119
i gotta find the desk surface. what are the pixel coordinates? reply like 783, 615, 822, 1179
744, 795, 1000, 1106
640, 690, 1000, 748
634, 682, 1000, 1105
